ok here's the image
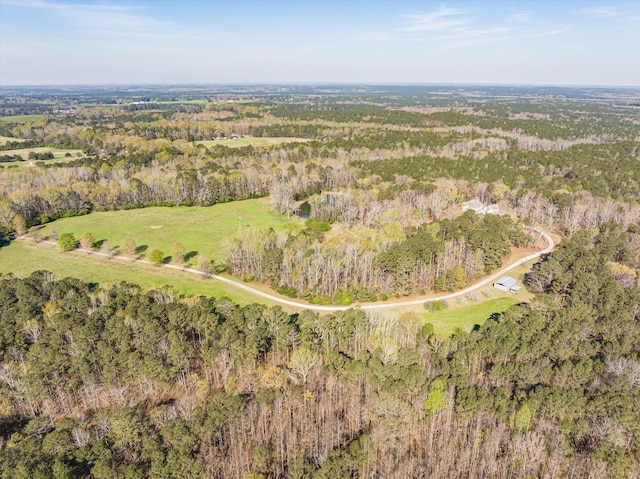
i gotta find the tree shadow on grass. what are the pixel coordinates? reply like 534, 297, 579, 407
95, 239, 106, 249
162, 256, 172, 265
184, 251, 198, 262
136, 245, 148, 255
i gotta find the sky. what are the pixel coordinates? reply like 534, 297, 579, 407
1, 0, 639, 87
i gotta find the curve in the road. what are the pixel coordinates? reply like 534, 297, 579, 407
20, 227, 554, 312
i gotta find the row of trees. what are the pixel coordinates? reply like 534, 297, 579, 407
56, 232, 202, 270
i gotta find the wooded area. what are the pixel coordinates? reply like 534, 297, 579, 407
0, 85, 639, 478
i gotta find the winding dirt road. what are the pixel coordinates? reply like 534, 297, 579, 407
21, 227, 554, 312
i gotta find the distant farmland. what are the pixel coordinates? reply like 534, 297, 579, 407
0, 146, 84, 166
0, 135, 26, 145
0, 114, 44, 123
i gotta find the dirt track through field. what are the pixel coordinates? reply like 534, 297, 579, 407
19, 227, 554, 312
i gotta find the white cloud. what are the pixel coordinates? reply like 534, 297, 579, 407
445, 26, 510, 41
399, 4, 568, 48
402, 5, 468, 32
509, 11, 531, 23
579, 6, 622, 18
1, 0, 170, 37
401, 5, 513, 44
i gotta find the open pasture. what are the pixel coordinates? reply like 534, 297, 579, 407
37, 197, 302, 263
418, 257, 536, 336
0, 135, 26, 145
0, 114, 44, 123
0, 146, 84, 166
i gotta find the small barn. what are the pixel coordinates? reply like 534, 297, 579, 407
462, 199, 485, 214
493, 276, 521, 293
462, 200, 500, 215
485, 204, 500, 215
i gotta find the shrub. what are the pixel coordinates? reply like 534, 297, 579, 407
197, 255, 212, 274
80, 231, 96, 250
148, 249, 165, 266
331, 291, 353, 305
425, 300, 449, 311
276, 285, 298, 298
58, 233, 77, 252
171, 242, 186, 265
121, 235, 137, 259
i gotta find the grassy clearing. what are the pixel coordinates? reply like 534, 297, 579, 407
195, 137, 310, 149
37, 197, 302, 263
0, 115, 44, 123
1, 198, 303, 309
394, 257, 539, 336
0, 136, 25, 146
0, 147, 84, 166
0, 241, 281, 307
423, 296, 521, 337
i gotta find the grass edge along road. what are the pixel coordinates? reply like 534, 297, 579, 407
13, 227, 553, 313
0, 240, 278, 307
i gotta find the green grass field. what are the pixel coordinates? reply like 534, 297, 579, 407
195, 137, 310, 149
37, 197, 302, 263
0, 146, 84, 166
0, 135, 26, 146
0, 241, 278, 307
423, 296, 521, 336
0, 115, 44, 123
387, 257, 538, 336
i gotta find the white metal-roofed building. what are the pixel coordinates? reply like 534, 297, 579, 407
462, 200, 500, 215
493, 276, 521, 293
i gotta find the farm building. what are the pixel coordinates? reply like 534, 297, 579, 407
493, 276, 521, 293
462, 199, 500, 215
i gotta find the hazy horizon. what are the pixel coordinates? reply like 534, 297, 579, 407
2, 82, 640, 89
1, 0, 639, 87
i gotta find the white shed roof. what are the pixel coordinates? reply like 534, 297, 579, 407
495, 276, 517, 288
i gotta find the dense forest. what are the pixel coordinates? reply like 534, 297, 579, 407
0, 85, 639, 477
